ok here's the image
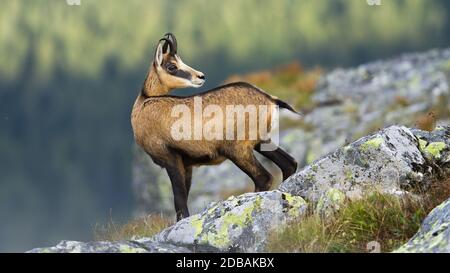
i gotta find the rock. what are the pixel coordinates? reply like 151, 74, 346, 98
315, 188, 347, 216
412, 126, 450, 177
132, 48, 450, 217
27, 239, 191, 253
279, 126, 450, 203
394, 197, 450, 253
154, 190, 307, 252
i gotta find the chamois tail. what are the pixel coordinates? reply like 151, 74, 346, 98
274, 98, 303, 116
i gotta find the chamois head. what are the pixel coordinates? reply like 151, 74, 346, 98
153, 33, 205, 90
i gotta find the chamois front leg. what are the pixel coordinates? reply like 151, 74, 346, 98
184, 165, 193, 197
165, 156, 190, 221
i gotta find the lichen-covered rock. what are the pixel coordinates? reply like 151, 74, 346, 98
394, 197, 450, 253
279, 126, 450, 203
280, 126, 422, 201
412, 126, 450, 175
154, 190, 307, 252
132, 48, 450, 217
27, 239, 191, 253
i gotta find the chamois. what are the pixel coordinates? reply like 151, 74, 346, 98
131, 33, 299, 221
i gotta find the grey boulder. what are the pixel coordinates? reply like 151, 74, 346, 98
395, 197, 450, 253
27, 239, 191, 253
154, 190, 307, 252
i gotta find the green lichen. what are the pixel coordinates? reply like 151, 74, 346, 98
119, 244, 147, 253
190, 214, 204, 238
360, 137, 384, 152
327, 188, 346, 204
344, 169, 353, 181
207, 202, 220, 214
284, 193, 307, 218
422, 142, 446, 159
419, 139, 428, 151
201, 196, 262, 248
316, 188, 346, 214
35, 248, 53, 253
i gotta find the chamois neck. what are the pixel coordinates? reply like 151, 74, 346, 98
141, 64, 170, 97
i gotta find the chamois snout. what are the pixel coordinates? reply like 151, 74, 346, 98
191, 71, 206, 87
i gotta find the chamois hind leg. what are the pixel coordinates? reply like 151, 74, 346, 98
165, 155, 190, 221
226, 148, 273, 192
255, 143, 298, 181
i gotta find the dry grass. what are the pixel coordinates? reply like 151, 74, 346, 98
267, 178, 450, 253
225, 61, 322, 113
93, 214, 173, 242
414, 111, 437, 132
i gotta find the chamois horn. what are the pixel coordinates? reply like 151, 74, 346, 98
163, 33, 178, 55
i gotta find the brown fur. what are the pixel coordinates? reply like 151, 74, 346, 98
131, 34, 298, 220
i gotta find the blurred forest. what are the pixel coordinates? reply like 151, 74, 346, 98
0, 0, 449, 251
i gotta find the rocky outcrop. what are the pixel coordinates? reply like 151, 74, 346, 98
279, 126, 450, 203
133, 48, 450, 217
29, 125, 450, 253
395, 197, 450, 253
29, 190, 305, 253
28, 240, 191, 253
154, 191, 306, 252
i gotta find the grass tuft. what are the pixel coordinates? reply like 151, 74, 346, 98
93, 214, 173, 242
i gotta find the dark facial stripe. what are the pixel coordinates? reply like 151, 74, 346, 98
171, 69, 192, 81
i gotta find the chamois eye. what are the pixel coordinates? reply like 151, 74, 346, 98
166, 63, 178, 73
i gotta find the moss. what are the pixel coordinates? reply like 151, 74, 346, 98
360, 137, 384, 151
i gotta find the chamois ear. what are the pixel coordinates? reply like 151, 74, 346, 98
154, 40, 164, 67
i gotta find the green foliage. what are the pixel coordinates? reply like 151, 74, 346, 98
0, 0, 448, 82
